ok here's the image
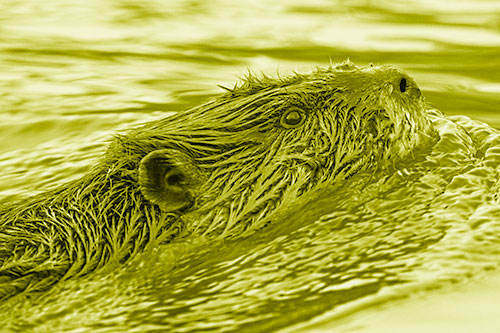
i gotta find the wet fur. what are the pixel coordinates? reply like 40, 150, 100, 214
0, 60, 430, 299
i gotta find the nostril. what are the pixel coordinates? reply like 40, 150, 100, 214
399, 77, 407, 93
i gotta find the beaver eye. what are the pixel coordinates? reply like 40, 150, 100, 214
280, 107, 306, 128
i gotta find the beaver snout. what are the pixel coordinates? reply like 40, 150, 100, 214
396, 75, 421, 99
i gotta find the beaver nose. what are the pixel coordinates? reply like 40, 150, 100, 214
399, 77, 407, 93
396, 75, 421, 98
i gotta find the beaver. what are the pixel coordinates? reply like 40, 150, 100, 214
0, 60, 430, 300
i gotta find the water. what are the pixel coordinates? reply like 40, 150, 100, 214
1, 0, 500, 331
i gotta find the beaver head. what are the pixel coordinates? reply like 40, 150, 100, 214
0, 60, 430, 299
109, 60, 429, 237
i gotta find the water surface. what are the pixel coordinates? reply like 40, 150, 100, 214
1, 0, 500, 331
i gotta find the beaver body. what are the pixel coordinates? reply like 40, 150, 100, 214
0, 61, 431, 299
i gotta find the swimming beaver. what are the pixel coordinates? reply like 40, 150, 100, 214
0, 60, 430, 299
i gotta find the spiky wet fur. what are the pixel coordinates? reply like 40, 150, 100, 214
0, 60, 431, 299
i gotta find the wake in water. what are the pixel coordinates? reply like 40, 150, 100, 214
2, 62, 500, 332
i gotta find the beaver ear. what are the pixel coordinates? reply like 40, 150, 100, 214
138, 149, 203, 212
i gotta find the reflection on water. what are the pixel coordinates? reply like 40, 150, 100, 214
0, 0, 500, 331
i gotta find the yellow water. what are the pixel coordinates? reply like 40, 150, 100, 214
1, 0, 500, 332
